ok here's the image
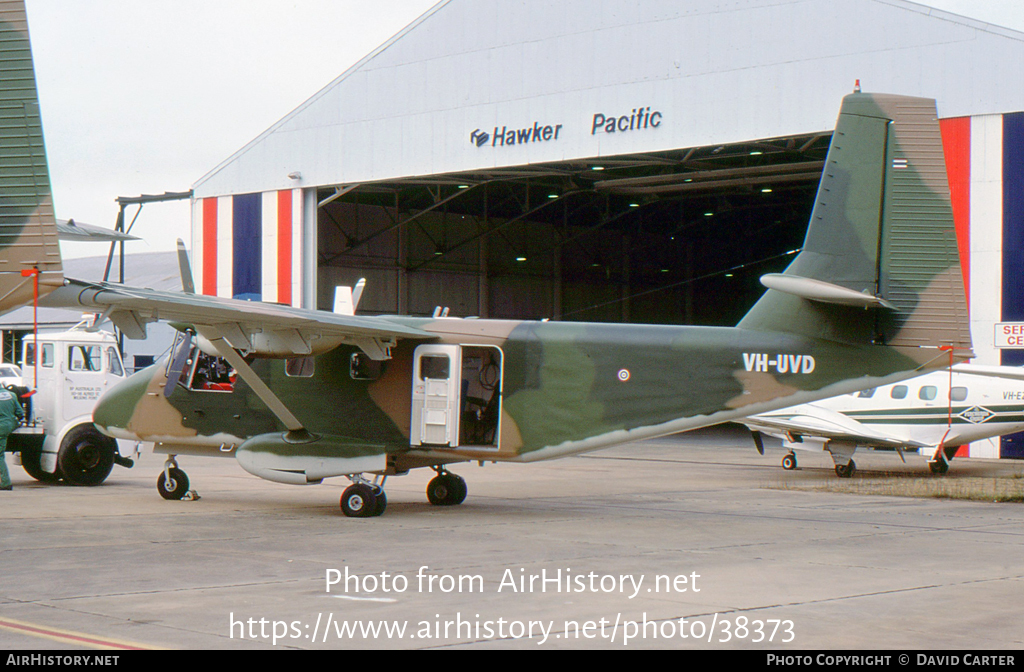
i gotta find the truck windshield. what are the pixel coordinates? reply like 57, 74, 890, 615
69, 345, 102, 372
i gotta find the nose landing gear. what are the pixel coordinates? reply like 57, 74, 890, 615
157, 457, 191, 500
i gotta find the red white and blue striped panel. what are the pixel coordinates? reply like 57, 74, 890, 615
193, 190, 302, 306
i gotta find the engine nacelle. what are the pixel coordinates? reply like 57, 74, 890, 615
235, 433, 387, 485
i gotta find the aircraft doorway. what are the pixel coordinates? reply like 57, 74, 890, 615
411, 344, 502, 450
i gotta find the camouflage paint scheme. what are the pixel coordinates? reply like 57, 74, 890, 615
87, 92, 973, 484
0, 0, 974, 512
0, 2, 63, 311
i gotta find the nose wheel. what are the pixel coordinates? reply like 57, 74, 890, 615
157, 461, 190, 500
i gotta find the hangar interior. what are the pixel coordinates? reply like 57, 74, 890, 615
316, 131, 829, 326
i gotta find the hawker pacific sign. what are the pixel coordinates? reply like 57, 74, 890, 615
471, 122, 564, 148
592, 106, 663, 135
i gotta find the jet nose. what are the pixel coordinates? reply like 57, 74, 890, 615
93, 368, 151, 440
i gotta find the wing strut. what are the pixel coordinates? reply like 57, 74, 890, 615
196, 326, 310, 440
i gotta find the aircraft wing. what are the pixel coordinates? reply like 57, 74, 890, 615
743, 404, 928, 450
41, 277, 434, 359
56, 219, 139, 242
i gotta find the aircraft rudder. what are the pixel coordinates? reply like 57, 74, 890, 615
739, 92, 971, 358
0, 0, 64, 312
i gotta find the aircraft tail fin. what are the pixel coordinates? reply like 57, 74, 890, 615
739, 92, 972, 360
0, 0, 64, 312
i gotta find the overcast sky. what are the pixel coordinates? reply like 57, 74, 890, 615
22, 0, 1024, 259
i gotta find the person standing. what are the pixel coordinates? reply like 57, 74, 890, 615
0, 386, 24, 491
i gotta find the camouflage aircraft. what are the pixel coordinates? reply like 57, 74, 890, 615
3, 1, 973, 516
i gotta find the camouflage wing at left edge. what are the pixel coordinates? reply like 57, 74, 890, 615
41, 278, 435, 359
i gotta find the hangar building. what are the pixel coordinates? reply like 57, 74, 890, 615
189, 0, 1024, 457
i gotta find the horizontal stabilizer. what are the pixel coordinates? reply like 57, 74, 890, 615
760, 274, 895, 309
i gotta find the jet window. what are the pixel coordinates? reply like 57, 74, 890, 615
857, 388, 877, 398
919, 386, 937, 401
891, 385, 908, 400
950, 387, 968, 402
68, 345, 102, 372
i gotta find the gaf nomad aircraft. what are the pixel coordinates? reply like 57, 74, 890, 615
745, 365, 1024, 477
2, 2, 973, 516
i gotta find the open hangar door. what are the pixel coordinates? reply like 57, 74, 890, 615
315, 131, 831, 326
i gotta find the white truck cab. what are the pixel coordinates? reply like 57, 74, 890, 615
10, 321, 135, 485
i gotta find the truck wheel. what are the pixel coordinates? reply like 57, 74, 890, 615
19, 443, 61, 483
57, 425, 116, 486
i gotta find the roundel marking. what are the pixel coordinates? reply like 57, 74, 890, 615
618, 369, 631, 382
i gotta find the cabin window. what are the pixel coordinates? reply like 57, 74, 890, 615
25, 343, 55, 369
106, 347, 124, 377
187, 353, 236, 393
891, 385, 908, 400
420, 355, 450, 381
919, 386, 937, 401
950, 387, 968, 402
68, 345, 102, 372
350, 353, 385, 381
286, 357, 315, 378
857, 388, 876, 398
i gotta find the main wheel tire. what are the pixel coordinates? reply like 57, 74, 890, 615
781, 453, 797, 471
17, 441, 61, 483
427, 474, 468, 506
341, 484, 379, 518
835, 460, 856, 479
57, 426, 116, 486
929, 460, 949, 475
157, 467, 190, 500
373, 489, 388, 517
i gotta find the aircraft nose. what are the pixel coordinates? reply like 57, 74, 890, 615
92, 369, 150, 439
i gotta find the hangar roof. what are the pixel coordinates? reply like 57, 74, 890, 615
193, 0, 1024, 199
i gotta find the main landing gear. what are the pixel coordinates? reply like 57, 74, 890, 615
834, 460, 856, 478
928, 457, 950, 475
427, 468, 467, 506
341, 477, 388, 518
781, 452, 798, 471
338, 468, 470, 518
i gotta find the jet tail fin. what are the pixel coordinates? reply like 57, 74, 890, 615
0, 1, 64, 312
739, 92, 972, 362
